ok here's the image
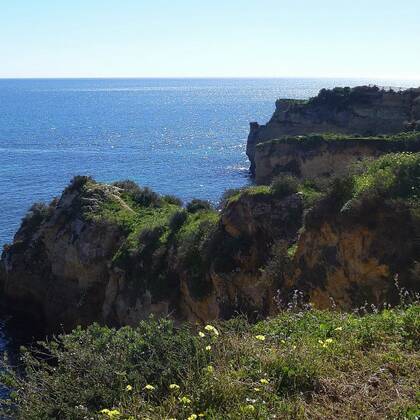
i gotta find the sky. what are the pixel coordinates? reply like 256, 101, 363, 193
1, 0, 419, 79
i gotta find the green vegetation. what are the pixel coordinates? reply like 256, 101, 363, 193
307, 85, 381, 111
60, 178, 220, 299
222, 185, 271, 204
2, 303, 419, 419
186, 199, 213, 214
299, 180, 324, 209
256, 132, 420, 150
18, 202, 56, 239
353, 152, 420, 204
176, 210, 219, 299
222, 174, 319, 211
309, 152, 420, 212
270, 175, 299, 199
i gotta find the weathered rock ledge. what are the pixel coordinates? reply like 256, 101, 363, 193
247, 85, 420, 181
254, 134, 420, 184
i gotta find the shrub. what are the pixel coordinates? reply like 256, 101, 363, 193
162, 194, 183, 206
137, 226, 164, 247
270, 175, 299, 199
353, 152, 420, 203
19, 202, 54, 238
261, 241, 292, 291
64, 175, 93, 193
327, 176, 355, 208
218, 188, 244, 208
177, 212, 219, 299
2, 304, 419, 419
186, 199, 212, 213
113, 180, 162, 207
1, 319, 204, 419
299, 180, 324, 209
169, 209, 188, 231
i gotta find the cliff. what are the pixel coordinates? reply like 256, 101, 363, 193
1, 152, 419, 331
247, 85, 420, 178
0, 177, 302, 331
288, 153, 420, 308
254, 133, 420, 184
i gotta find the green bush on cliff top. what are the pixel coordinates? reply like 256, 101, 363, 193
2, 303, 419, 419
354, 152, 420, 203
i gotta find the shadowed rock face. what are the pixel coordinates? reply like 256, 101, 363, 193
288, 197, 420, 309
247, 86, 420, 177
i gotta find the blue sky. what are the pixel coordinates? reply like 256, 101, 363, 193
1, 0, 419, 78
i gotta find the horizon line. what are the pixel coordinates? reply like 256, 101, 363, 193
0, 75, 420, 82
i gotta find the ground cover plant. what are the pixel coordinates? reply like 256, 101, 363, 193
1, 298, 419, 419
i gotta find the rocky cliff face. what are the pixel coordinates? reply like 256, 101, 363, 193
2, 153, 419, 332
289, 195, 419, 309
286, 152, 420, 309
247, 86, 420, 177
0, 177, 302, 331
254, 134, 420, 184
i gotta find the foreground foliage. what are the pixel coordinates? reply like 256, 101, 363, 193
1, 303, 419, 419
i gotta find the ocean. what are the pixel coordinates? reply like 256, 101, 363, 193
0, 77, 419, 369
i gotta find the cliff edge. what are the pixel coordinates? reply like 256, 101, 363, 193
247, 86, 420, 177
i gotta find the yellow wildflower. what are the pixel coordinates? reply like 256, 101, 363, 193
319, 338, 334, 348
204, 365, 214, 373
179, 396, 192, 405
334, 326, 343, 331
198, 331, 206, 338
125, 384, 133, 392
253, 387, 261, 392
260, 378, 269, 385
169, 383, 180, 391
99, 409, 121, 419
204, 325, 219, 336
205, 345, 212, 351
187, 415, 197, 420
243, 404, 255, 413
255, 335, 266, 341
144, 384, 155, 391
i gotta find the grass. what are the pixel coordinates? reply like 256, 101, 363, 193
255, 132, 420, 150
224, 185, 272, 204
223, 175, 321, 211
234, 152, 420, 212
1, 303, 419, 419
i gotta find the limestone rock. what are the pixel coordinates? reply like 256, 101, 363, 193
247, 86, 420, 179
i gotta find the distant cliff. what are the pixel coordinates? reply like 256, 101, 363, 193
1, 152, 419, 331
247, 86, 420, 177
254, 133, 420, 184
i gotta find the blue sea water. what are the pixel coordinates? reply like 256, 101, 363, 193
0, 77, 420, 375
